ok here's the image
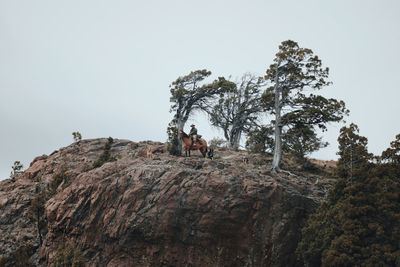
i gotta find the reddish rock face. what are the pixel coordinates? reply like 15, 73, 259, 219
0, 139, 330, 267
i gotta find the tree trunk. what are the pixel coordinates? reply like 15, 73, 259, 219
272, 65, 282, 172
229, 129, 241, 150
177, 118, 185, 155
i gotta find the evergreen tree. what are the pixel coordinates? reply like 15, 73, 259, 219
298, 169, 400, 267
336, 123, 372, 179
166, 119, 180, 156
263, 40, 348, 172
381, 133, 400, 164
245, 126, 274, 154
298, 129, 400, 267
283, 123, 328, 164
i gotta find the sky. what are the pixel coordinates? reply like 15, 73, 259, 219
1, 0, 399, 179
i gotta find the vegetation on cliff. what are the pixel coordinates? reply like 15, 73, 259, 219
297, 126, 400, 267
167, 40, 348, 170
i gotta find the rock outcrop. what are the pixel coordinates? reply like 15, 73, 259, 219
0, 139, 333, 267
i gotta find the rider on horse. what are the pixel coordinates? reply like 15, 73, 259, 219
189, 124, 198, 146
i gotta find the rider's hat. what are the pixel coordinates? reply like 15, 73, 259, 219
190, 124, 195, 127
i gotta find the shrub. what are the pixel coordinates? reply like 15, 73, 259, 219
208, 137, 227, 148
167, 121, 180, 156
72, 132, 82, 142
93, 137, 116, 168
10, 160, 24, 178
48, 166, 69, 195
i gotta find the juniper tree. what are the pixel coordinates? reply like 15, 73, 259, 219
298, 129, 399, 267
283, 123, 328, 164
337, 123, 372, 179
245, 126, 274, 154
298, 168, 400, 267
207, 74, 264, 150
168, 69, 235, 155
381, 133, 400, 164
263, 40, 348, 172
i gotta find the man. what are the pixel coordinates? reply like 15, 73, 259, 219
189, 124, 198, 146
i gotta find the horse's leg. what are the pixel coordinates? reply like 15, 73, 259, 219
201, 147, 207, 158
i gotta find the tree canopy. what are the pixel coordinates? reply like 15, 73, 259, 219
262, 40, 348, 171
297, 125, 400, 267
336, 123, 372, 179
206, 73, 264, 150
168, 69, 235, 155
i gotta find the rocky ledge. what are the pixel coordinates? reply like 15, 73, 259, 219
0, 139, 333, 267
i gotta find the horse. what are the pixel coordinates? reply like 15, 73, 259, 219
179, 130, 208, 158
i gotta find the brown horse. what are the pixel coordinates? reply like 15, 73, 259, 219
179, 130, 208, 157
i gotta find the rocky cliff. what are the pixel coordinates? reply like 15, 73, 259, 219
0, 139, 334, 267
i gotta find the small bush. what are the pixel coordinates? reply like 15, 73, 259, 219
10, 160, 24, 179
167, 121, 180, 156
93, 137, 116, 168
72, 132, 82, 142
48, 166, 69, 195
208, 137, 227, 148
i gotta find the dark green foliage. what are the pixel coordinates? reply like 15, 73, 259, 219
72, 132, 82, 142
297, 129, 400, 267
381, 133, 400, 164
336, 123, 372, 179
298, 171, 400, 267
167, 120, 180, 155
263, 40, 348, 170
54, 243, 84, 267
245, 126, 274, 154
93, 137, 116, 168
283, 123, 328, 163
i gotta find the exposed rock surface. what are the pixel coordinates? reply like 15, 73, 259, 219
0, 139, 334, 267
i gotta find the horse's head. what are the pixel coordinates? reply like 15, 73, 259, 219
179, 129, 189, 138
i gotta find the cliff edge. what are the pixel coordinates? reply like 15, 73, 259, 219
0, 139, 334, 267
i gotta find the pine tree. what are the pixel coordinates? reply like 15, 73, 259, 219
298, 128, 400, 266
381, 133, 400, 164
263, 40, 348, 172
336, 123, 372, 179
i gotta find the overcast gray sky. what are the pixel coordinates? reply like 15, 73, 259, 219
1, 0, 399, 179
